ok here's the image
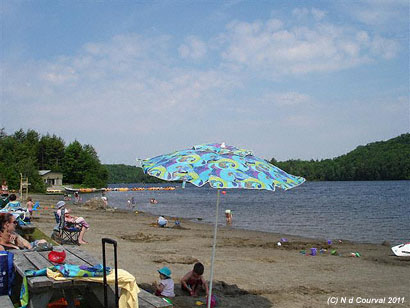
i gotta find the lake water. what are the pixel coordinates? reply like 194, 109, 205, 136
79, 181, 410, 244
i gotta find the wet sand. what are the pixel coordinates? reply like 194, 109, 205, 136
29, 194, 409, 307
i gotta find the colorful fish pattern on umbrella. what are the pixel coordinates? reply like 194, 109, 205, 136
141, 143, 305, 191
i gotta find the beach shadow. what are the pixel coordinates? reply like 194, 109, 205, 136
139, 281, 272, 308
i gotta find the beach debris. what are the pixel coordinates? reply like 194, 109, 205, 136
327, 240, 332, 245
280, 238, 288, 242
320, 249, 326, 254
331, 250, 338, 255
277, 242, 282, 246
221, 190, 226, 195
350, 252, 361, 257
195, 301, 204, 306
300, 250, 306, 255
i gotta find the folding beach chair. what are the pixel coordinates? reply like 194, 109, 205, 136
52, 209, 81, 245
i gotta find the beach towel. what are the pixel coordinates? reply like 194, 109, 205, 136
47, 268, 140, 308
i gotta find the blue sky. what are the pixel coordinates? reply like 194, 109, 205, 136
1, 0, 409, 164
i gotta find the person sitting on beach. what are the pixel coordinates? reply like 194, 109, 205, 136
181, 262, 209, 297
56, 201, 89, 245
3, 193, 21, 211
0, 213, 47, 251
152, 266, 175, 298
157, 216, 168, 227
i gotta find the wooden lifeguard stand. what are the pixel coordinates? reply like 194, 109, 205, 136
20, 173, 30, 202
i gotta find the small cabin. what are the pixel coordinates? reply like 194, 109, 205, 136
38, 170, 63, 187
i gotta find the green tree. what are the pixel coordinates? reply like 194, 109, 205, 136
38, 134, 65, 171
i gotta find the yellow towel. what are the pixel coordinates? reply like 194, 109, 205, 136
47, 268, 140, 308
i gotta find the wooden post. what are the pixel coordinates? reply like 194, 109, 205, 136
19, 173, 30, 201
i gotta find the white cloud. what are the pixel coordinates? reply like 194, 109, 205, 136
370, 36, 400, 59
311, 8, 326, 21
178, 36, 207, 60
261, 92, 311, 107
348, 0, 408, 27
220, 15, 399, 75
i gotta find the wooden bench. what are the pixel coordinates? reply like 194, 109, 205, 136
17, 223, 36, 235
138, 289, 173, 308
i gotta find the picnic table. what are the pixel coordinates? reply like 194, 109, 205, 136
11, 246, 172, 308
12, 246, 116, 307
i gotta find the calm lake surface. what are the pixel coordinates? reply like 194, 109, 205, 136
80, 181, 409, 244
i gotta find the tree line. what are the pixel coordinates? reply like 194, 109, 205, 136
1, 128, 408, 191
104, 164, 164, 184
0, 128, 108, 192
105, 134, 409, 183
272, 133, 410, 181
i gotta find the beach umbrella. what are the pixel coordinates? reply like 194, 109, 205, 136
138, 142, 305, 307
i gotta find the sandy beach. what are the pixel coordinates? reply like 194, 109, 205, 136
29, 194, 409, 308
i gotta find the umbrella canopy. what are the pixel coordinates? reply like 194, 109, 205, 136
141, 142, 305, 190
139, 143, 305, 307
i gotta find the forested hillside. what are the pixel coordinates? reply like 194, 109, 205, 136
2, 128, 407, 190
273, 133, 410, 181
105, 164, 164, 184
0, 129, 108, 191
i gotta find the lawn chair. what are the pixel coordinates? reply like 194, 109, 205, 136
52, 209, 81, 245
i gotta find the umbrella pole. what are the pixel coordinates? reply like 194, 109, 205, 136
207, 188, 220, 308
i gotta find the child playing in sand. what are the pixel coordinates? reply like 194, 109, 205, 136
181, 262, 209, 297
153, 267, 175, 297
157, 215, 168, 227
